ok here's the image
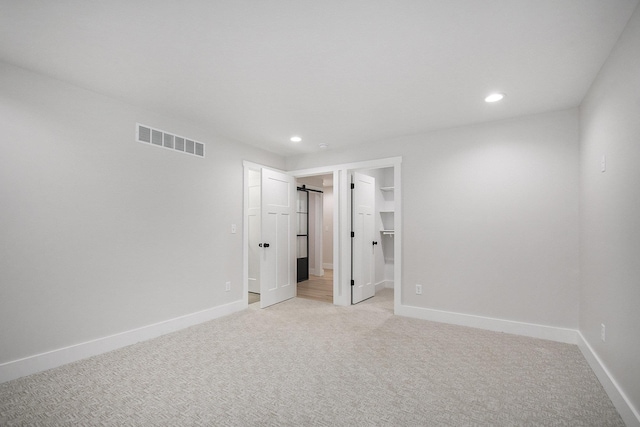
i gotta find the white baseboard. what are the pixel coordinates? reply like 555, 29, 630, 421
394, 305, 640, 424
395, 304, 578, 344
0, 300, 246, 384
309, 268, 325, 277
375, 280, 394, 292
323, 263, 333, 270
577, 332, 640, 427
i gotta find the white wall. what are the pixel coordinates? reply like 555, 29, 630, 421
297, 176, 324, 189
287, 108, 580, 329
579, 2, 640, 417
0, 61, 284, 365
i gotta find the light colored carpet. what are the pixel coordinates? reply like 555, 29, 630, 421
0, 289, 623, 426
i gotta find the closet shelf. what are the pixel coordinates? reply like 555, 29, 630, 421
380, 186, 394, 192
380, 230, 395, 235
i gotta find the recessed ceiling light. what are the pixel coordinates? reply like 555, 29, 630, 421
318, 143, 329, 149
290, 136, 302, 142
485, 93, 505, 103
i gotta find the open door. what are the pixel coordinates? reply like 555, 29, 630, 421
260, 168, 296, 308
351, 172, 376, 304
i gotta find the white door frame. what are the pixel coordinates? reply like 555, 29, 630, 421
288, 157, 402, 312
308, 190, 324, 277
306, 190, 324, 276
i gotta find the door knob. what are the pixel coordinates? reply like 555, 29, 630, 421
372, 241, 378, 246
259, 243, 270, 248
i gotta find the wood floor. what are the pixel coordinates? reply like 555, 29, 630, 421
297, 269, 333, 304
248, 292, 260, 305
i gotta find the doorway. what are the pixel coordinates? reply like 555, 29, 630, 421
243, 157, 401, 311
296, 174, 333, 303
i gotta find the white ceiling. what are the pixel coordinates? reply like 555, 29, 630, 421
1, 0, 637, 156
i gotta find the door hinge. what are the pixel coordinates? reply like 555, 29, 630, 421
351, 183, 355, 189
351, 280, 355, 286
351, 231, 355, 238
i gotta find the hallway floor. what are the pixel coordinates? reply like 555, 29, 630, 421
297, 269, 333, 304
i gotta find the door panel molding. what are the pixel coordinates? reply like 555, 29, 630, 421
260, 167, 296, 308
351, 172, 376, 304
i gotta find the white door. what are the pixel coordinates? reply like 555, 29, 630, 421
260, 168, 296, 308
352, 172, 376, 304
247, 169, 261, 293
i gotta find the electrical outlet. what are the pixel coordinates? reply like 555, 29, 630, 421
231, 224, 237, 234
416, 284, 422, 295
601, 323, 606, 342
225, 281, 231, 292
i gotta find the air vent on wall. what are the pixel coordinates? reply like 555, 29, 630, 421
136, 123, 205, 158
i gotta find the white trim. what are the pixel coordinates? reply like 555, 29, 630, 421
577, 332, 640, 427
375, 280, 393, 292
242, 160, 286, 174
392, 161, 402, 315
395, 304, 578, 344
0, 300, 245, 384
311, 191, 324, 278
337, 169, 351, 305
309, 268, 322, 277
289, 156, 402, 178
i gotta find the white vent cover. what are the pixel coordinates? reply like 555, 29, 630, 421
136, 123, 205, 158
